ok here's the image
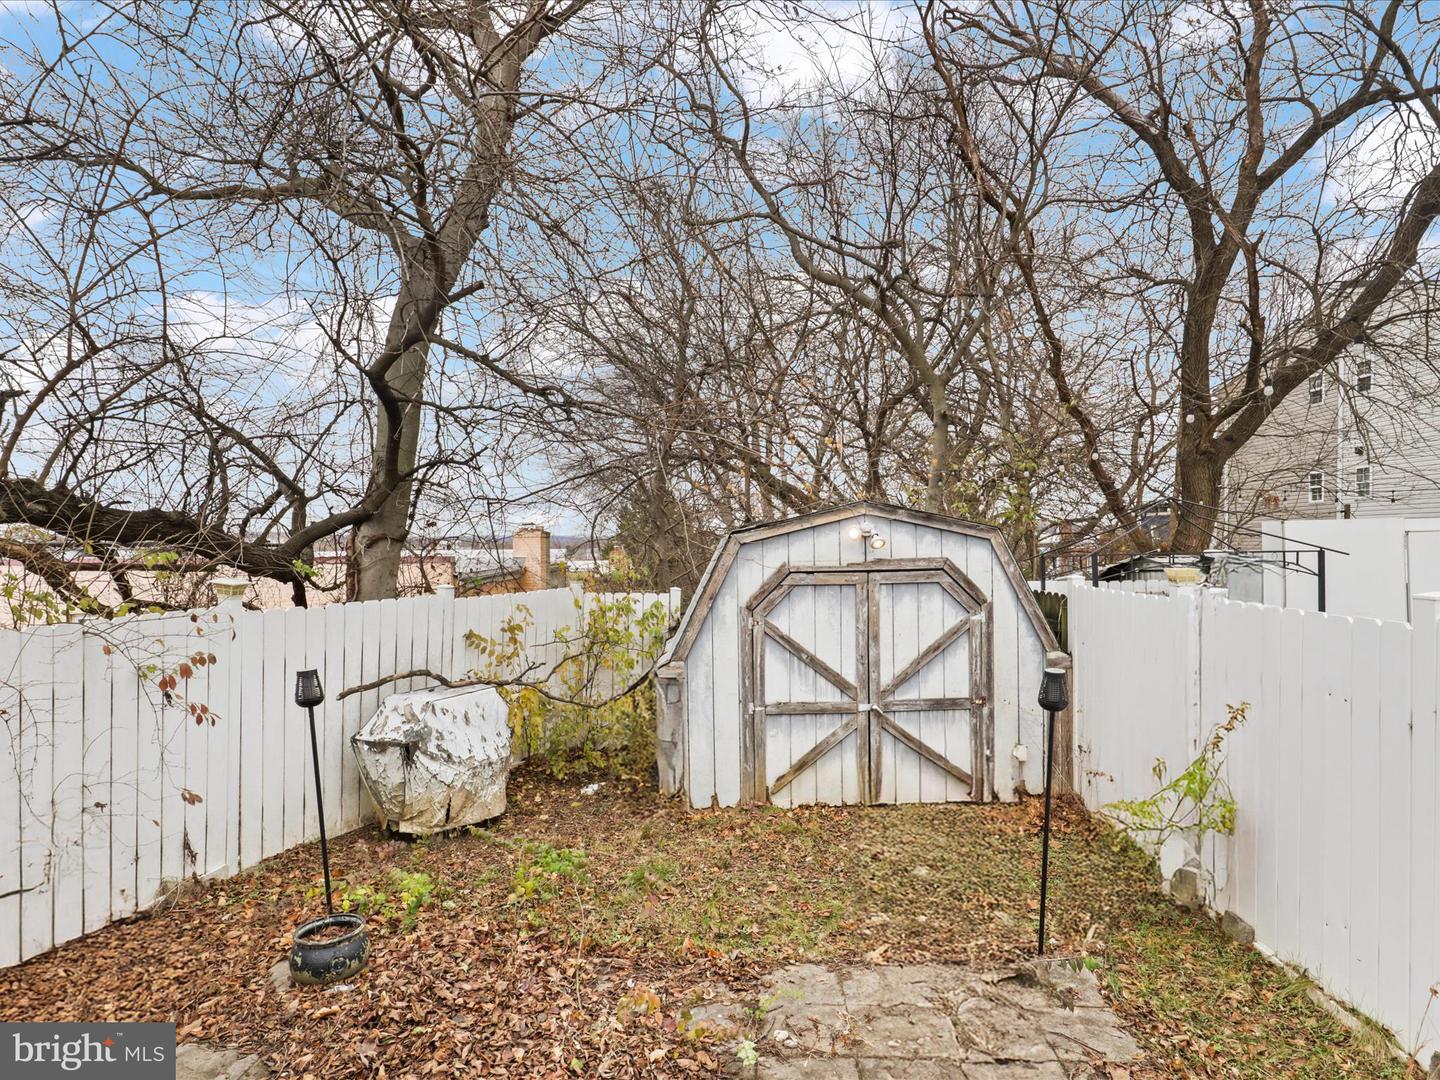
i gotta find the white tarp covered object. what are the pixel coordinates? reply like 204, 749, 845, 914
352, 684, 512, 835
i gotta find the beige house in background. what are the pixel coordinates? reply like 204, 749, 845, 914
1224, 351, 1440, 548
0, 525, 561, 626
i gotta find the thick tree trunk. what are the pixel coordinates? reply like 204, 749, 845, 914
349, 283, 435, 600
1168, 259, 1231, 552
350, 347, 428, 599
1171, 446, 1227, 552
341, 22, 544, 599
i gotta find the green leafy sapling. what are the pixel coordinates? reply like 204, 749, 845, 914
1105, 701, 1248, 851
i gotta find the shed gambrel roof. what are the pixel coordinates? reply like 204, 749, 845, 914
660, 500, 1060, 666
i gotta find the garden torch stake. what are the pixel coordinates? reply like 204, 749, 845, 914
294, 670, 333, 916
1036, 666, 1069, 955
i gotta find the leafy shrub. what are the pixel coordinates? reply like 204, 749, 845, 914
467, 594, 670, 780
1106, 701, 1248, 848
1, 572, 70, 628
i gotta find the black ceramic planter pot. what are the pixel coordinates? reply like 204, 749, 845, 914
289, 913, 370, 986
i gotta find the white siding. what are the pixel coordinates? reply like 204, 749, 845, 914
1226, 352, 1440, 539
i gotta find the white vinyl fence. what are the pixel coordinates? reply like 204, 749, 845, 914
1057, 581, 1440, 1061
0, 586, 677, 968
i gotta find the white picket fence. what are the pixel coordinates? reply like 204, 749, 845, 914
1056, 580, 1440, 1062
0, 586, 677, 969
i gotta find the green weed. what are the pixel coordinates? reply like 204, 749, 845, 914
625, 855, 679, 894
329, 868, 441, 932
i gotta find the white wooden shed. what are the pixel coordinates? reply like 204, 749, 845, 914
655, 502, 1062, 808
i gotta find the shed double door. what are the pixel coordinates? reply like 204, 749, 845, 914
743, 562, 991, 805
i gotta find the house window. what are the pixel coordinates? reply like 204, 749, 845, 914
1356, 359, 1372, 394
1308, 471, 1325, 503
1355, 465, 1371, 498
1309, 373, 1324, 403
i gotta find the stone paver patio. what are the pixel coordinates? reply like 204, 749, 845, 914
175, 1042, 270, 1080
733, 960, 1141, 1079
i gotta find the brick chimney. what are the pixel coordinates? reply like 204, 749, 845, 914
510, 525, 551, 591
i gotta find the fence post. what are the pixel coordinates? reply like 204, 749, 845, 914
1179, 585, 1203, 757
1409, 594, 1440, 1059
212, 577, 249, 610
1197, 588, 1228, 736
1163, 584, 1213, 904
1201, 587, 1232, 902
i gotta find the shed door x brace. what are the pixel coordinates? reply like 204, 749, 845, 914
740, 558, 993, 805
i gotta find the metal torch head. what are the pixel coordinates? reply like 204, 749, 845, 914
1038, 666, 1069, 713
295, 669, 325, 708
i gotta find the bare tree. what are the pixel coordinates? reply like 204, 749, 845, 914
653, 1, 1055, 516
523, 160, 1085, 583
933, 0, 1440, 549
0, 0, 631, 605
526, 174, 912, 588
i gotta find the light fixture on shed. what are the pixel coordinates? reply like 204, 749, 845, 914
1036, 664, 1069, 956
848, 519, 887, 561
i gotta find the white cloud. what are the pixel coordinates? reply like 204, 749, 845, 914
1324, 101, 1440, 213
0, 199, 53, 242
1167, 3, 1235, 49
720, 1, 919, 104
165, 290, 394, 391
